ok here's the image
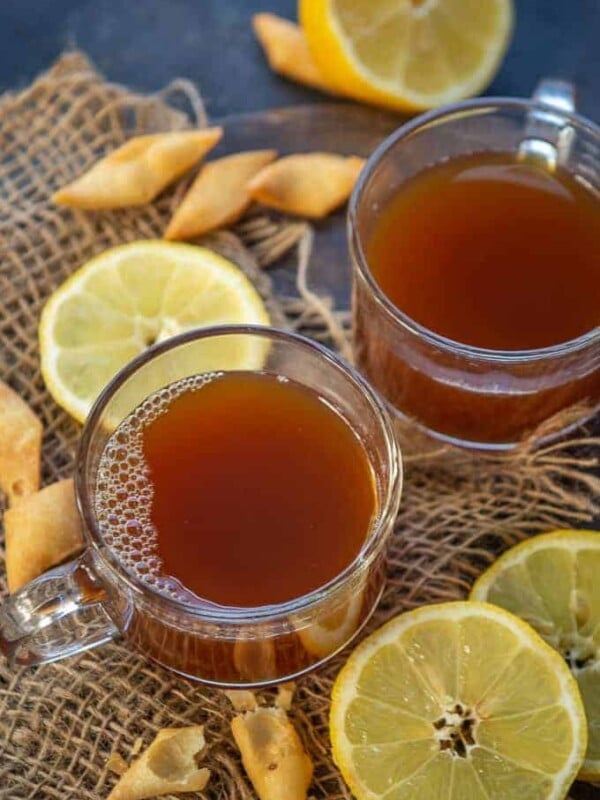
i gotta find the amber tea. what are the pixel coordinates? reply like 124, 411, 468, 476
96, 371, 377, 609
2, 326, 399, 685
367, 151, 599, 351
354, 150, 600, 446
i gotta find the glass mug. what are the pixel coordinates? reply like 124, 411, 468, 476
0, 326, 402, 686
351, 80, 600, 450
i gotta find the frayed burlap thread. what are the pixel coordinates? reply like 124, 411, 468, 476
1, 53, 598, 800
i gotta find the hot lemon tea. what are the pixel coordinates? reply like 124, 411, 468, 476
93, 367, 383, 683
2, 326, 400, 684
367, 152, 599, 351
353, 144, 600, 447
96, 370, 376, 608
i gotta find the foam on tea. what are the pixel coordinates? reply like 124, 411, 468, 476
95, 371, 377, 608
95, 373, 219, 603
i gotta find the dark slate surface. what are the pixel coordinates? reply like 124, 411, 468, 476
0, 0, 599, 120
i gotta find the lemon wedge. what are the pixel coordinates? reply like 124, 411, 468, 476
471, 529, 600, 781
39, 241, 269, 422
300, 0, 514, 111
330, 601, 586, 799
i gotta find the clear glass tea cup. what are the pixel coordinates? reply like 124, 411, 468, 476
0, 325, 402, 686
350, 81, 599, 450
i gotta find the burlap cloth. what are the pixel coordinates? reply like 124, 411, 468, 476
0, 53, 598, 800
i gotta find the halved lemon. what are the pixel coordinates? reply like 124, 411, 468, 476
39, 241, 269, 422
471, 529, 600, 780
330, 601, 586, 799
300, 0, 514, 112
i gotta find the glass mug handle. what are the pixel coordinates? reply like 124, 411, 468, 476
520, 77, 576, 168
0, 553, 118, 667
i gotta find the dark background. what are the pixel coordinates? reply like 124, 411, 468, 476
0, 0, 599, 120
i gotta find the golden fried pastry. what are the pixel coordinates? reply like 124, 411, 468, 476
53, 129, 222, 209
232, 708, 313, 800
0, 381, 42, 505
247, 153, 365, 218
107, 727, 209, 800
165, 149, 277, 240
4, 479, 83, 593
252, 13, 332, 93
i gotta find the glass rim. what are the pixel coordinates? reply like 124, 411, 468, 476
349, 95, 600, 364
76, 323, 402, 624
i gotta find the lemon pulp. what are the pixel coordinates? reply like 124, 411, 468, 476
39, 241, 270, 422
330, 601, 586, 799
471, 529, 600, 780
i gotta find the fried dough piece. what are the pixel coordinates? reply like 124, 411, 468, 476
232, 707, 313, 800
165, 150, 277, 240
106, 754, 129, 776
4, 479, 84, 593
223, 689, 259, 712
0, 381, 42, 505
275, 682, 296, 711
53, 129, 222, 209
252, 13, 332, 93
247, 153, 365, 218
107, 727, 209, 800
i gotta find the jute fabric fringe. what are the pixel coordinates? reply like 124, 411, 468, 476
0, 53, 598, 800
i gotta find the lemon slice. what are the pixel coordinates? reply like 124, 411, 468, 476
300, 0, 514, 111
471, 529, 600, 780
39, 241, 270, 422
330, 601, 586, 800
297, 587, 365, 659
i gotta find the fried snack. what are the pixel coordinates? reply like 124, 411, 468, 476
232, 708, 313, 800
106, 754, 129, 776
275, 682, 296, 711
53, 129, 223, 209
130, 737, 144, 757
4, 479, 84, 593
223, 689, 259, 712
247, 153, 366, 218
252, 13, 332, 93
165, 150, 277, 240
0, 381, 42, 505
107, 727, 209, 800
